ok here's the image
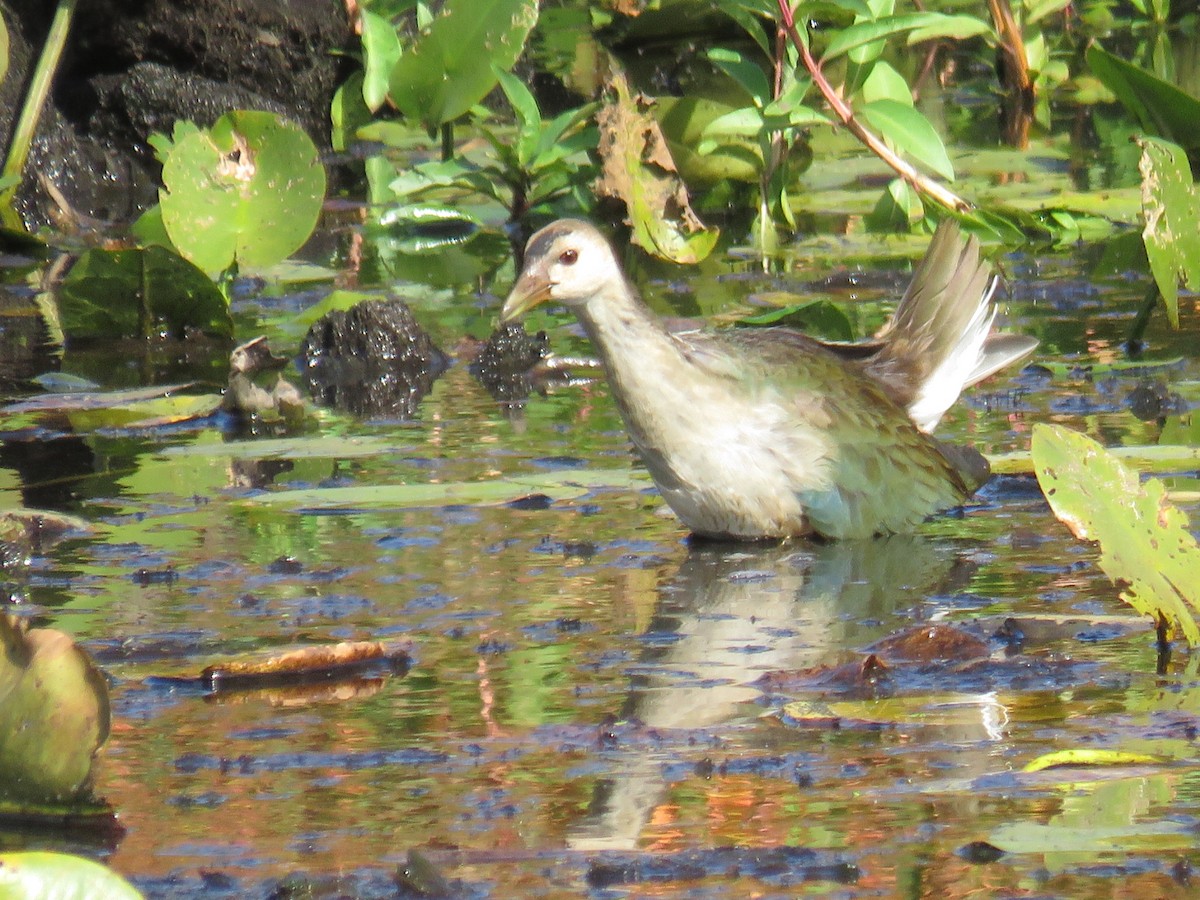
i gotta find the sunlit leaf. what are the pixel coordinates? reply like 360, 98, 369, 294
860, 60, 912, 105
331, 71, 372, 153
821, 13, 990, 62
360, 8, 403, 112
388, 0, 537, 132
160, 111, 326, 273
860, 99, 954, 180
1024, 749, 1160, 772
0, 853, 142, 900
1138, 136, 1200, 329
1031, 423, 1200, 647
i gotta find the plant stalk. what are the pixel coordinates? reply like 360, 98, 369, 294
2, 0, 78, 198
775, 0, 969, 213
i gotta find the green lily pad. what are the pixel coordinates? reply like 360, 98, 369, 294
56, 246, 231, 340
0, 617, 110, 806
160, 111, 326, 274
0, 853, 142, 899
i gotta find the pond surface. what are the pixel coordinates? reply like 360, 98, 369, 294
3, 223, 1200, 898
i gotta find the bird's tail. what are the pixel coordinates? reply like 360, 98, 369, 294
868, 222, 1038, 432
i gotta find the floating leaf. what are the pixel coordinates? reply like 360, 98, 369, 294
247, 468, 651, 511
1024, 749, 1160, 773
594, 59, 718, 264
0, 853, 142, 900
1138, 136, 1200, 329
0, 617, 110, 806
160, 111, 326, 273
388, 0, 537, 132
1031, 423, 1200, 647
56, 247, 231, 340
989, 443, 1200, 477
150, 641, 412, 694
1024, 356, 1183, 379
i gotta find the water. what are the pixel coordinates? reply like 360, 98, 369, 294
2, 228, 1199, 897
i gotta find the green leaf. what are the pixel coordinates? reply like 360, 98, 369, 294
866, 176, 924, 230
859, 99, 954, 180
56, 246, 232, 341
0, 853, 142, 900
821, 13, 990, 62
331, 71, 373, 153
245, 468, 651, 511
389, 0, 538, 132
1138, 136, 1200, 329
860, 60, 912, 106
1087, 45, 1200, 153
1024, 749, 1160, 773
360, 8, 403, 113
0, 618, 110, 806
160, 111, 326, 273
707, 47, 771, 104
734, 297, 854, 341
495, 66, 541, 168
1031, 423, 1200, 648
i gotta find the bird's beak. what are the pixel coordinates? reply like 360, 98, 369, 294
500, 269, 552, 323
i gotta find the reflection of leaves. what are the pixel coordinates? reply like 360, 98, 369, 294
595, 59, 718, 264
0, 616, 110, 806
1138, 136, 1200, 329
57, 247, 232, 340
0, 852, 143, 899
160, 111, 326, 273
1032, 424, 1200, 647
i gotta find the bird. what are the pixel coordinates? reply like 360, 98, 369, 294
501, 219, 1037, 541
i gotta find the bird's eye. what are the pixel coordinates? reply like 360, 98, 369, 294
558, 249, 578, 265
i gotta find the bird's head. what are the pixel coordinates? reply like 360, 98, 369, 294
501, 220, 622, 322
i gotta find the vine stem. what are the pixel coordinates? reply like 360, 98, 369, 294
775, 0, 970, 213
